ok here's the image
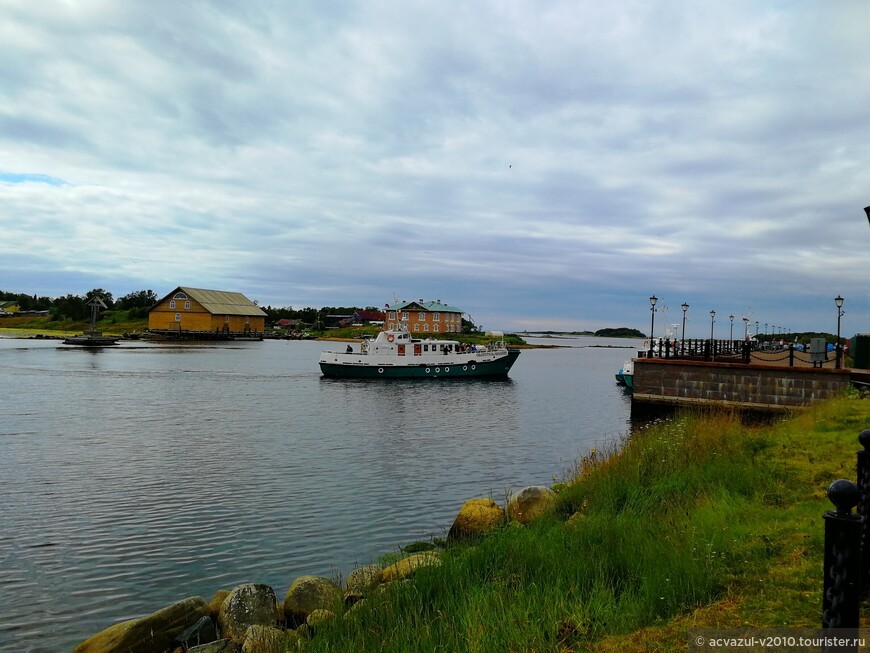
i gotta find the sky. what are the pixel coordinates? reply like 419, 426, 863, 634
1, 1, 868, 337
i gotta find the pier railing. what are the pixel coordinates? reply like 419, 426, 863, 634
822, 429, 870, 638
641, 339, 842, 368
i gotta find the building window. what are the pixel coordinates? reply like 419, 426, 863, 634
244, 316, 249, 323
173, 292, 188, 300
434, 324, 439, 332
174, 313, 181, 322
225, 315, 230, 323
388, 311, 396, 321
184, 301, 190, 310
413, 323, 420, 332
424, 324, 430, 332
433, 312, 440, 322
418, 312, 425, 321
169, 300, 176, 309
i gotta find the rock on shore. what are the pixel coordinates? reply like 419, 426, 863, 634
73, 485, 559, 652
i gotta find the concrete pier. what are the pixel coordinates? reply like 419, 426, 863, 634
631, 357, 862, 416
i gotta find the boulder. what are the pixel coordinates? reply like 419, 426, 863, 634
507, 486, 556, 524
283, 576, 343, 627
306, 608, 335, 629
217, 584, 279, 645
241, 625, 284, 653
189, 640, 240, 653
381, 552, 442, 582
447, 497, 504, 541
174, 615, 218, 649
346, 564, 383, 595
207, 589, 231, 618
73, 596, 208, 653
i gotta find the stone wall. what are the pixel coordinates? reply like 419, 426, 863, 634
632, 359, 853, 412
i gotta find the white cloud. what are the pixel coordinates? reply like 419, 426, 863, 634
1, 0, 868, 335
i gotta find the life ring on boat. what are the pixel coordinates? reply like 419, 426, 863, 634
387, 334, 395, 342
642, 340, 649, 350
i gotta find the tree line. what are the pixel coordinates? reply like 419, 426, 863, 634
0, 290, 479, 330
0, 288, 159, 321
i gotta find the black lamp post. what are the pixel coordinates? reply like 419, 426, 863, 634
835, 295, 845, 368
709, 310, 715, 359
649, 295, 657, 357
681, 302, 688, 355
742, 316, 749, 341
729, 315, 734, 343
755, 321, 759, 337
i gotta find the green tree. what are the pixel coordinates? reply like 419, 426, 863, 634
116, 289, 158, 310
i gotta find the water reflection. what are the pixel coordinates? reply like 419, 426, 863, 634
0, 336, 633, 652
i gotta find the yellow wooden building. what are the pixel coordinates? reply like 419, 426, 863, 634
148, 287, 267, 335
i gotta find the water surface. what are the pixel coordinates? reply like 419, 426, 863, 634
0, 335, 636, 652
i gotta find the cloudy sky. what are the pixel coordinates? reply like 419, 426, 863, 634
1, 1, 868, 336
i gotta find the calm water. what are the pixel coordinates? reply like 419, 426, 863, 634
0, 335, 636, 652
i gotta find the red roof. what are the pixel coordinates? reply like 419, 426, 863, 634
355, 310, 385, 321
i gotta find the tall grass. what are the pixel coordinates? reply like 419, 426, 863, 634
274, 398, 870, 651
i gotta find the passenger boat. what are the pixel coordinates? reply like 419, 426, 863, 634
615, 358, 634, 388
319, 328, 520, 379
615, 329, 678, 390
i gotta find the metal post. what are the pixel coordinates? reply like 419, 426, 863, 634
681, 302, 688, 357
709, 310, 715, 362
822, 479, 862, 631
789, 344, 794, 367
857, 430, 870, 594
649, 295, 657, 358
836, 296, 844, 369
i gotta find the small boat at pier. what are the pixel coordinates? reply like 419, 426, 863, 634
319, 328, 520, 379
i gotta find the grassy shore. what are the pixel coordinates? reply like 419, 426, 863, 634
0, 313, 147, 337
295, 395, 868, 652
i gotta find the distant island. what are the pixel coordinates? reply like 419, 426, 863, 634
593, 327, 645, 338
523, 327, 645, 338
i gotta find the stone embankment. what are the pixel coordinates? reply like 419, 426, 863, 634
73, 486, 557, 653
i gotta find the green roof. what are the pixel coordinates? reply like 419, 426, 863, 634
387, 300, 463, 314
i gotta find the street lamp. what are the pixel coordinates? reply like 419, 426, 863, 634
681, 302, 689, 354
649, 295, 657, 357
835, 295, 845, 368
742, 316, 749, 341
755, 321, 759, 337
729, 315, 734, 342
709, 310, 716, 359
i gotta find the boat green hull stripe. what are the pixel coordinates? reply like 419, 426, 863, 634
320, 350, 520, 379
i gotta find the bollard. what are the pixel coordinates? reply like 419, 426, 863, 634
858, 430, 870, 594
822, 479, 862, 630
